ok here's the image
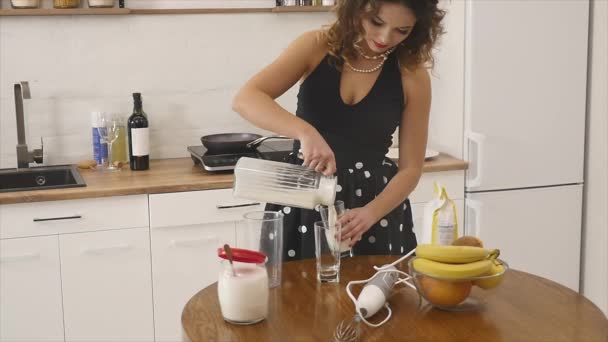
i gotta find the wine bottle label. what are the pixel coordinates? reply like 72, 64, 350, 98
131, 127, 150, 156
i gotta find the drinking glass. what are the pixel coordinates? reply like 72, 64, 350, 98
238, 211, 284, 288
320, 200, 352, 258
111, 116, 128, 164
314, 220, 341, 283
97, 113, 121, 172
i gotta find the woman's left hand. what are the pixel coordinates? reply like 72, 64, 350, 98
337, 207, 379, 247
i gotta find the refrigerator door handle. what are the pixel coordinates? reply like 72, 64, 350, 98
465, 199, 482, 237
466, 131, 486, 189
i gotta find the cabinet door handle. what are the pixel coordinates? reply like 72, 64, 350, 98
465, 131, 485, 189
465, 199, 483, 237
216, 203, 260, 209
170, 236, 218, 248
33, 215, 82, 222
0, 252, 41, 263
81, 243, 132, 255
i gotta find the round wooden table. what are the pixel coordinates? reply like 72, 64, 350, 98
182, 256, 608, 341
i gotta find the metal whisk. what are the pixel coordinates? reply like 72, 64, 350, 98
333, 314, 361, 342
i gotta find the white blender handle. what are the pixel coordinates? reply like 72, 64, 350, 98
465, 199, 482, 238
466, 131, 485, 189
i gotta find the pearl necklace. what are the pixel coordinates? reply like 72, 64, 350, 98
356, 46, 397, 60
346, 46, 396, 73
345, 56, 387, 73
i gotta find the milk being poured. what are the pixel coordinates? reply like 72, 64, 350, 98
324, 205, 351, 253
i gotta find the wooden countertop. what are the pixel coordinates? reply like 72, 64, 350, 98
0, 153, 467, 205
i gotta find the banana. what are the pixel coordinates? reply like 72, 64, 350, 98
474, 259, 507, 289
412, 257, 493, 280
415, 244, 490, 264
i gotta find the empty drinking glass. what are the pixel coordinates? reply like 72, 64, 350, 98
238, 211, 284, 288
97, 113, 121, 172
314, 220, 341, 283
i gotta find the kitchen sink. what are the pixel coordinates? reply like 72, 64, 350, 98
0, 165, 86, 193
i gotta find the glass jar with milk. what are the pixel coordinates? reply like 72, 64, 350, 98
217, 248, 269, 325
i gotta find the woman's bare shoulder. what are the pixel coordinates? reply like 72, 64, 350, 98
401, 65, 431, 91
291, 29, 330, 54
290, 29, 330, 77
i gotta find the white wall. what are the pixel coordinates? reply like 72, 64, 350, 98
581, 0, 608, 318
0, 0, 463, 168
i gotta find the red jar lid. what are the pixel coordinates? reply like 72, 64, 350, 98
217, 247, 267, 264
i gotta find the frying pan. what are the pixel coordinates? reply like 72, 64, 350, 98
201, 133, 291, 154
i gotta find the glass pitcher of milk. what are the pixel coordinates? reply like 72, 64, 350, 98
217, 248, 269, 325
233, 157, 337, 210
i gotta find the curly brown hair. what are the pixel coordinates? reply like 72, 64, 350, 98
325, 0, 446, 71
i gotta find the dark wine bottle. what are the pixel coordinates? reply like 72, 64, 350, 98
128, 92, 150, 170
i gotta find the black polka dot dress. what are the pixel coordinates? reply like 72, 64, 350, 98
266, 52, 417, 260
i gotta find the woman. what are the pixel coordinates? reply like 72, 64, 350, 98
233, 0, 445, 260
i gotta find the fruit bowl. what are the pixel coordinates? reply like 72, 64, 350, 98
407, 257, 509, 312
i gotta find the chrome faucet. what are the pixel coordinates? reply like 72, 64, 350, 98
14, 82, 43, 168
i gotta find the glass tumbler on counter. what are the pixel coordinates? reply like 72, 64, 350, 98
238, 211, 284, 288
314, 220, 342, 283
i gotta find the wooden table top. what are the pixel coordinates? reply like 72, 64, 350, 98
182, 256, 608, 342
0, 153, 466, 205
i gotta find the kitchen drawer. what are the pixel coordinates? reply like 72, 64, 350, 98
0, 195, 149, 239
149, 189, 263, 228
409, 171, 465, 204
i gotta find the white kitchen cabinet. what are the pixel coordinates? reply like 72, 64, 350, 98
59, 228, 154, 342
149, 189, 243, 342
0, 236, 64, 342
150, 223, 235, 341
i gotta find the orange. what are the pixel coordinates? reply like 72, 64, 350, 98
418, 275, 472, 307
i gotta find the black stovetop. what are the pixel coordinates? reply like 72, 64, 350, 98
188, 140, 293, 172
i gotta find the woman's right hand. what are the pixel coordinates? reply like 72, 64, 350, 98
298, 128, 336, 176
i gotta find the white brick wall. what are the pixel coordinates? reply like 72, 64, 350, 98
0, 0, 464, 168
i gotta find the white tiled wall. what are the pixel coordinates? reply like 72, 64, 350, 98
0, 0, 464, 168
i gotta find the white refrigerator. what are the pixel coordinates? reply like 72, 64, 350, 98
463, 0, 589, 291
